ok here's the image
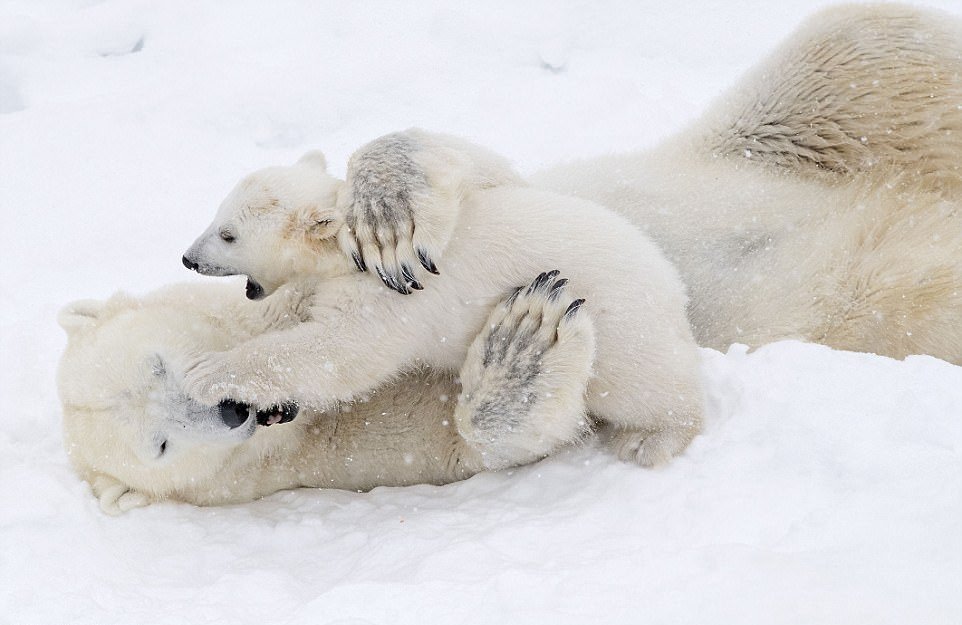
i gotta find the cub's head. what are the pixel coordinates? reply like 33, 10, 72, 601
57, 289, 265, 514
183, 151, 350, 300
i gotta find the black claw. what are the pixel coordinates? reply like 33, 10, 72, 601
563, 298, 585, 318
548, 278, 568, 300
400, 263, 417, 283
544, 269, 561, 283
408, 280, 424, 291
527, 271, 549, 293
376, 266, 394, 289
377, 266, 410, 295
505, 285, 524, 306
416, 248, 439, 275
351, 250, 367, 272
393, 273, 411, 294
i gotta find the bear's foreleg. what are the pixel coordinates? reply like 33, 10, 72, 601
336, 128, 524, 294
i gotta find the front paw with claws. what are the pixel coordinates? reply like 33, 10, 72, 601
336, 132, 449, 294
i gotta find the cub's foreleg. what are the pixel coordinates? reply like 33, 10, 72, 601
337, 128, 523, 293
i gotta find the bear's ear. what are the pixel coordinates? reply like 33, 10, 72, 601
303, 206, 341, 242
289, 198, 343, 246
58, 292, 136, 335
297, 150, 327, 171
57, 299, 107, 334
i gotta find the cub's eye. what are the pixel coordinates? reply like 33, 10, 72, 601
219, 231, 235, 243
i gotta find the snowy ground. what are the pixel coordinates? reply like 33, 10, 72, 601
2, 1, 962, 624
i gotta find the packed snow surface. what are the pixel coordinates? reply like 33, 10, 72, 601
2, 2, 961, 624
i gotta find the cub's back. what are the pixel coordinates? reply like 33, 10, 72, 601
412, 185, 695, 372
446, 185, 689, 314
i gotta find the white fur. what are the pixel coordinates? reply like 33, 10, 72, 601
184, 137, 704, 467
57, 281, 596, 513
533, 3, 962, 361
61, 3, 962, 511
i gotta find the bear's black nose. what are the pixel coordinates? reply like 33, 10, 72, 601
182, 256, 199, 271
245, 278, 265, 300
217, 400, 251, 429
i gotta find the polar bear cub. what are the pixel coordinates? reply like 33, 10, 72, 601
183, 130, 704, 466
57, 277, 596, 513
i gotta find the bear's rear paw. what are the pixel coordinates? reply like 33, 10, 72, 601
609, 425, 698, 467
92, 475, 151, 515
455, 271, 595, 470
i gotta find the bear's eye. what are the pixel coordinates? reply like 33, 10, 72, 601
219, 230, 236, 243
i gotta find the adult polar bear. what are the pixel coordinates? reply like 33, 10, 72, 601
58, 279, 596, 514
536, 3, 962, 360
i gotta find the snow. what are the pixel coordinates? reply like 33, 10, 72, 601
2, 1, 962, 623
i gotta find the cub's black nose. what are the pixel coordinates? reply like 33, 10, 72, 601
245, 278, 265, 300
183, 256, 199, 271
218, 399, 251, 429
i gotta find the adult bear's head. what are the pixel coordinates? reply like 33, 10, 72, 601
56, 286, 299, 514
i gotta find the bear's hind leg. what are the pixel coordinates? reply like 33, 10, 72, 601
91, 475, 151, 516
607, 418, 701, 468
591, 331, 704, 467
698, 5, 962, 192
454, 272, 596, 470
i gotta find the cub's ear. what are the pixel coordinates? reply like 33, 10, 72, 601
57, 299, 107, 334
290, 202, 343, 245
297, 150, 327, 171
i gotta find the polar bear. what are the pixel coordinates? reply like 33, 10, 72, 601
59, 2, 962, 512
182, 133, 705, 467
533, 4, 962, 361
57, 276, 596, 514
330, 4, 962, 362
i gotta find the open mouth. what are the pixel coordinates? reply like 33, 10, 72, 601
218, 400, 298, 428
245, 277, 265, 300
255, 402, 299, 426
